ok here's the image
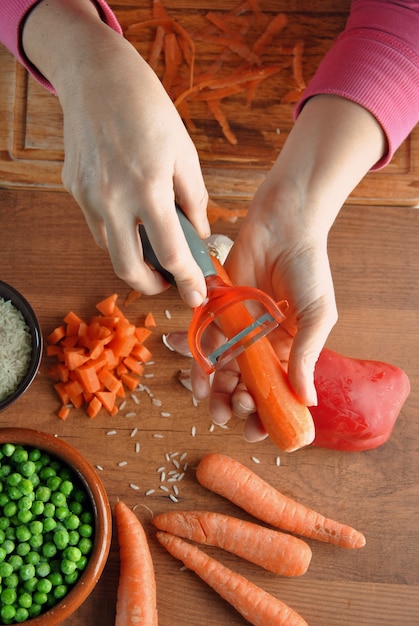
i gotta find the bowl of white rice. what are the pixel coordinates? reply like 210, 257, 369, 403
0, 281, 43, 411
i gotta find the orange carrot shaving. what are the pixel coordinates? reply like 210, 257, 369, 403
46, 294, 154, 419
156, 531, 308, 626
144, 312, 157, 328
115, 501, 158, 626
152, 510, 312, 576
252, 12, 288, 56
148, 23, 166, 70
196, 453, 366, 549
207, 99, 238, 145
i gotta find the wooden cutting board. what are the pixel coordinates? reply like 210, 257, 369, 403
0, 0, 418, 206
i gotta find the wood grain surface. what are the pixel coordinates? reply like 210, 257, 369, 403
0, 0, 418, 205
0, 189, 418, 625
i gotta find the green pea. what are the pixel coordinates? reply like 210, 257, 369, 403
30, 520, 43, 536
47, 475, 62, 492
14, 607, 29, 623
18, 592, 32, 608
1, 587, 17, 605
19, 563, 36, 581
67, 530, 80, 546
78, 537, 93, 555
16, 542, 31, 557
25, 551, 41, 566
17, 509, 33, 524
53, 584, 67, 599
11, 448, 28, 464
0, 493, 10, 507
35, 486, 51, 502
0, 561, 13, 578
27, 603, 42, 618
42, 542, 57, 559
0, 546, 7, 562
43, 517, 57, 533
15, 526, 31, 542
0, 517, 10, 531
0, 603, 16, 621
40, 466, 56, 481
2, 539, 15, 555
23, 577, 39, 592
7, 472, 22, 487
36, 561, 51, 578
2, 444, 15, 457
29, 533, 43, 549
64, 570, 79, 585
64, 546, 82, 563
69, 500, 82, 515
43, 502, 55, 518
59, 480, 74, 496
33, 590, 48, 605
61, 558, 76, 576
48, 571, 63, 587
8, 554, 23, 571
79, 523, 93, 538
53, 529, 69, 550
3, 572, 18, 588
28, 448, 41, 462
31, 500, 45, 516
51, 491, 66, 507
64, 513, 80, 531
19, 460, 36, 478
37, 578, 52, 594
75, 555, 88, 571
3, 502, 17, 518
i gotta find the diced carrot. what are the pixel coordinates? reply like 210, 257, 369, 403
57, 406, 71, 421
47, 326, 66, 345
134, 327, 152, 343
124, 289, 142, 306
120, 372, 141, 392
63, 311, 85, 326
75, 364, 101, 394
54, 382, 70, 406
123, 356, 145, 376
131, 344, 153, 364
64, 348, 90, 371
95, 391, 117, 415
96, 293, 119, 316
144, 312, 156, 328
87, 396, 102, 419
46, 294, 154, 419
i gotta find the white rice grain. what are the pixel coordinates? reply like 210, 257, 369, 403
160, 412, 171, 417
129, 484, 140, 491
251, 456, 261, 464
165, 309, 172, 319
131, 394, 140, 404
169, 494, 178, 503
160, 485, 169, 492
106, 430, 117, 436
145, 489, 155, 496
135, 442, 140, 454
118, 461, 128, 467
125, 412, 136, 418
191, 426, 197, 437
153, 433, 164, 439
130, 428, 138, 438
276, 456, 281, 467
0, 297, 32, 401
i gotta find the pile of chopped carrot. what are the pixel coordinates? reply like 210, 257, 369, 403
126, 0, 306, 145
45, 294, 156, 420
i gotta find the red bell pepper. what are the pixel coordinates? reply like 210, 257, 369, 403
310, 348, 410, 451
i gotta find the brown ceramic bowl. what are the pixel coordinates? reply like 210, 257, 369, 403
0, 281, 43, 412
0, 428, 112, 624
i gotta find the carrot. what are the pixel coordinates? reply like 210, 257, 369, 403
206, 99, 238, 145
209, 256, 314, 452
115, 501, 158, 626
152, 510, 312, 576
156, 531, 308, 626
46, 294, 154, 419
144, 312, 156, 328
196, 453, 366, 549
57, 405, 70, 421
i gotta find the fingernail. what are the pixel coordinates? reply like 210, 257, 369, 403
185, 290, 205, 308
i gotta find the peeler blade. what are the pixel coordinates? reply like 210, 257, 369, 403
207, 312, 279, 370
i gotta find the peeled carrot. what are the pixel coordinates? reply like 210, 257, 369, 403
196, 453, 366, 549
152, 510, 311, 576
115, 501, 158, 626
210, 256, 314, 452
156, 531, 308, 626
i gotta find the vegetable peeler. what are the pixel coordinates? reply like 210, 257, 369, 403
139, 205, 287, 374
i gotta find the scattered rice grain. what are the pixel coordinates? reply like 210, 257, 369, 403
145, 360, 155, 365
118, 461, 128, 467
169, 494, 178, 503
119, 400, 127, 411
177, 472, 185, 481
144, 373, 154, 379
106, 430, 117, 436
95, 465, 104, 471
131, 393, 140, 404
130, 427, 138, 437
125, 412, 136, 418
209, 424, 215, 432
160, 411, 171, 417
129, 484, 140, 491
170, 451, 179, 458
165, 309, 172, 319
145, 489, 155, 496
191, 425, 197, 437
153, 433, 164, 439
251, 456, 261, 464
152, 398, 162, 407
135, 442, 140, 453
173, 485, 179, 496
172, 459, 180, 469
167, 476, 178, 482
179, 452, 187, 462
157, 466, 166, 473
192, 396, 199, 407
276, 456, 281, 467
160, 472, 166, 482
160, 485, 169, 492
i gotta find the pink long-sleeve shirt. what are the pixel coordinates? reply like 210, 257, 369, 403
0, 1, 418, 169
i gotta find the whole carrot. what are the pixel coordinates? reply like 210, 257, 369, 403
114, 500, 158, 626
210, 256, 315, 453
196, 453, 366, 549
156, 531, 308, 626
152, 510, 311, 576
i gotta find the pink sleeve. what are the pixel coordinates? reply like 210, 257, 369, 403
294, 0, 419, 169
0, 0, 122, 91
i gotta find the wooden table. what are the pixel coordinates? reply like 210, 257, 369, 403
1, 1, 419, 623
0, 189, 418, 626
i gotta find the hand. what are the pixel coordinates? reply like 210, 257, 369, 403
22, 0, 210, 307
192, 94, 386, 440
